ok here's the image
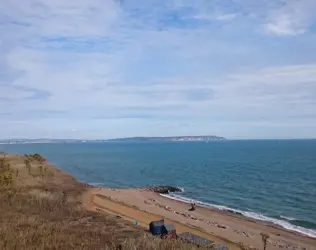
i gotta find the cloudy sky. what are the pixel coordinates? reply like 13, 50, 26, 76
1, 0, 316, 139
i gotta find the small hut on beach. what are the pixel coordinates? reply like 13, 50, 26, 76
211, 244, 229, 250
149, 220, 165, 235
177, 232, 213, 247
162, 224, 176, 239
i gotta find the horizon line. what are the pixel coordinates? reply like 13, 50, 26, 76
1, 137, 316, 141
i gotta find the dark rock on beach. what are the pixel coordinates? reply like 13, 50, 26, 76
227, 209, 243, 216
148, 186, 183, 194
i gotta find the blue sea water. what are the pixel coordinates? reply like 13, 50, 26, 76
1, 140, 316, 237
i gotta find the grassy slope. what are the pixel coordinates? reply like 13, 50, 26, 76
0, 153, 212, 250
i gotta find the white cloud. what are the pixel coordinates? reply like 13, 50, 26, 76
265, 17, 305, 36
215, 13, 238, 21
263, 0, 316, 36
193, 13, 237, 22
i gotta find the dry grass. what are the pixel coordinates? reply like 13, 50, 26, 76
120, 236, 211, 250
0, 153, 209, 250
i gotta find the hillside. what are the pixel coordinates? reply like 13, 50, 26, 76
0, 153, 212, 250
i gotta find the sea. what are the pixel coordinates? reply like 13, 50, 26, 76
1, 140, 316, 238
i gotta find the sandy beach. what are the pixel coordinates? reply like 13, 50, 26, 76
83, 187, 316, 250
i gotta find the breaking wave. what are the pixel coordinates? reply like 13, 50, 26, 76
88, 182, 104, 187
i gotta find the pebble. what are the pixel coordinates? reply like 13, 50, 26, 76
164, 206, 172, 211
217, 224, 226, 229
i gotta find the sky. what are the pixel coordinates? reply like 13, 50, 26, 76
1, 0, 316, 139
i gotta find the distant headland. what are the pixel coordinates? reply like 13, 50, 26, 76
0, 136, 226, 144
108, 135, 227, 142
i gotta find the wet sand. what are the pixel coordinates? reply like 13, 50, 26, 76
83, 188, 316, 250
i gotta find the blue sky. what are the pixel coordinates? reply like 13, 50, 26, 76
1, 0, 316, 139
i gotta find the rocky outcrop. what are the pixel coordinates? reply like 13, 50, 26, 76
148, 186, 183, 194
26, 153, 46, 163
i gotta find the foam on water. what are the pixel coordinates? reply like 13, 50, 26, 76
88, 182, 104, 187
280, 215, 298, 221
161, 193, 316, 239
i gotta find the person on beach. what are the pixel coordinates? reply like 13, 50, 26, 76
189, 203, 196, 211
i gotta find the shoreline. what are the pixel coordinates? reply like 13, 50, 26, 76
89, 184, 316, 239
83, 186, 316, 250
83, 188, 240, 250
159, 192, 316, 239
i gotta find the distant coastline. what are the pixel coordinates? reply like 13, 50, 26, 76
0, 135, 226, 144
107, 135, 226, 142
